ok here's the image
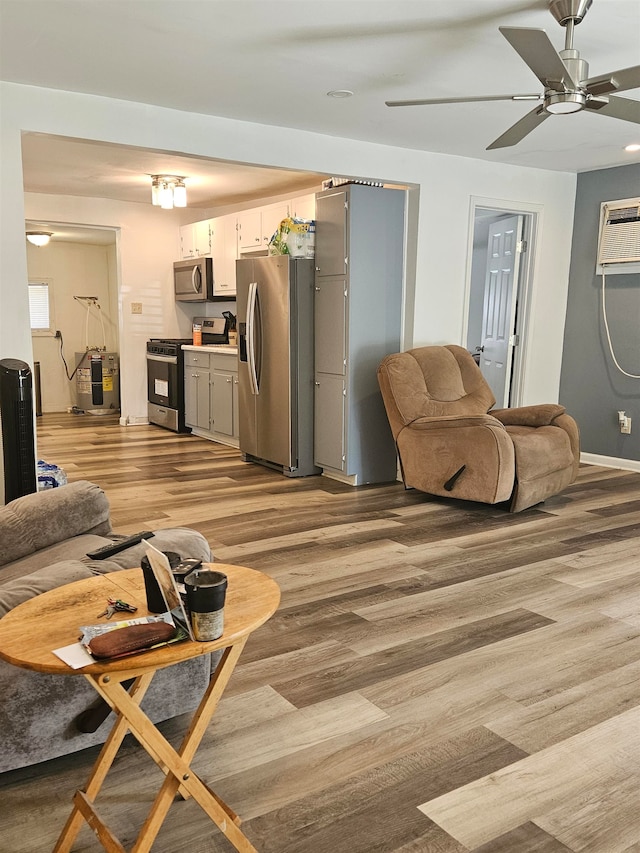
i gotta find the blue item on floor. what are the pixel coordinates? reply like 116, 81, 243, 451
37, 460, 67, 490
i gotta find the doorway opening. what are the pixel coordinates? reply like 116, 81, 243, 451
464, 202, 538, 408
25, 222, 120, 418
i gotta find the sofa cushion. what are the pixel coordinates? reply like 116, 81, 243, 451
0, 481, 111, 569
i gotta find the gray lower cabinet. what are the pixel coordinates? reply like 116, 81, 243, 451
184, 352, 210, 431
184, 350, 238, 447
314, 184, 405, 485
313, 373, 345, 470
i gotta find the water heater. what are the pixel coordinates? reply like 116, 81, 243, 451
75, 351, 120, 414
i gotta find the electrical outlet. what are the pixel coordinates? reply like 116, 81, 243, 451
621, 416, 632, 435
131, 302, 142, 314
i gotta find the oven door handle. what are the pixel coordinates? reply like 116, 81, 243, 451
146, 354, 178, 364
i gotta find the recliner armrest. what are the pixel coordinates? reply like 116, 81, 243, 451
491, 404, 566, 427
404, 414, 505, 431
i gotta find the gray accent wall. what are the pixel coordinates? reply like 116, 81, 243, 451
559, 163, 640, 462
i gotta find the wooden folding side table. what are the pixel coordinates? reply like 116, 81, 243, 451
0, 563, 280, 853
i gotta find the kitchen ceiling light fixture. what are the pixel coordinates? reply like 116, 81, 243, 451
26, 231, 53, 247
150, 175, 188, 209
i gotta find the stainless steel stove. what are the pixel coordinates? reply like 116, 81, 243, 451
146, 338, 192, 433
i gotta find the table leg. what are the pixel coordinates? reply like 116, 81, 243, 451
88, 639, 254, 853
132, 639, 255, 853
53, 672, 155, 853
52, 638, 256, 853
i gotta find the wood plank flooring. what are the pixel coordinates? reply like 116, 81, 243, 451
2, 413, 640, 852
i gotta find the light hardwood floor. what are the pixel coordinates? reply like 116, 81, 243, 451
2, 413, 640, 852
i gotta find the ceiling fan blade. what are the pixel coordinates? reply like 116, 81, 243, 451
585, 95, 640, 124
585, 65, 640, 96
385, 94, 542, 107
486, 105, 549, 150
499, 26, 576, 89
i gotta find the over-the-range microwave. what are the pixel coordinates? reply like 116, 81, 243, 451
173, 257, 218, 302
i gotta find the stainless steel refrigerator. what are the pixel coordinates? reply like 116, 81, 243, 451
236, 255, 319, 477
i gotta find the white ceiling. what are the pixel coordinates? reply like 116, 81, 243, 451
3, 0, 640, 241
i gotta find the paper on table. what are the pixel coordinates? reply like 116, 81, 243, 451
53, 643, 95, 670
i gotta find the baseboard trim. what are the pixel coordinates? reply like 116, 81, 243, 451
581, 452, 640, 473
119, 416, 148, 426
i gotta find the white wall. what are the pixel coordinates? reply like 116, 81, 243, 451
1, 82, 577, 434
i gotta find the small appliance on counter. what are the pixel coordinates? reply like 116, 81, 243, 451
192, 315, 236, 346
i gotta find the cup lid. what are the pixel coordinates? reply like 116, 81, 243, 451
184, 569, 227, 589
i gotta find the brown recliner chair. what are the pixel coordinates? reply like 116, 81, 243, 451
377, 344, 580, 512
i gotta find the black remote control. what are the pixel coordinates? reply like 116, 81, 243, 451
86, 531, 155, 560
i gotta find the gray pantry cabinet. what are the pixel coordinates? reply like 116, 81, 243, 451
313, 184, 405, 485
184, 350, 239, 447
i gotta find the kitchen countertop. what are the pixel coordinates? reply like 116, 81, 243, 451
182, 344, 238, 355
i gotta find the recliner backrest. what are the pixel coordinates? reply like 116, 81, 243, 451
378, 345, 496, 432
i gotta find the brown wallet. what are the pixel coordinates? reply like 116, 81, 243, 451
88, 622, 178, 659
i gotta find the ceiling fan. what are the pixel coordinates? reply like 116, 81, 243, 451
385, 0, 640, 149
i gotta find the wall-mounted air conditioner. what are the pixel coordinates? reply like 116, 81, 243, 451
597, 198, 640, 272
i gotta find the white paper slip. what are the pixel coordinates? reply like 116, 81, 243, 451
53, 642, 95, 670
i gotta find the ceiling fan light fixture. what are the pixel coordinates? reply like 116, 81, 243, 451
549, 0, 593, 27
544, 91, 586, 114
26, 231, 53, 247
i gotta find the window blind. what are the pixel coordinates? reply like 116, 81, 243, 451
28, 283, 50, 330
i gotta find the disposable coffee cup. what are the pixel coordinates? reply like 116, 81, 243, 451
184, 570, 227, 641
141, 551, 180, 613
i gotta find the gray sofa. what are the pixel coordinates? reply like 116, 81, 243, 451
0, 480, 213, 774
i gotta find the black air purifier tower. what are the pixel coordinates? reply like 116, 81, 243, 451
0, 359, 37, 502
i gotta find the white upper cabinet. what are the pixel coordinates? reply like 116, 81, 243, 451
180, 189, 317, 262
236, 209, 262, 253
260, 202, 289, 248
289, 193, 316, 221
179, 220, 212, 259
179, 223, 197, 259
237, 202, 289, 253
210, 214, 237, 296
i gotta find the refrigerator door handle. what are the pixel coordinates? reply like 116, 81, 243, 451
247, 280, 259, 395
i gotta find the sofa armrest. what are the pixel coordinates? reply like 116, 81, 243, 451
0, 559, 119, 618
490, 404, 566, 428
0, 481, 112, 568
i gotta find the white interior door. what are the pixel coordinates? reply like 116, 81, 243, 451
479, 214, 524, 407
